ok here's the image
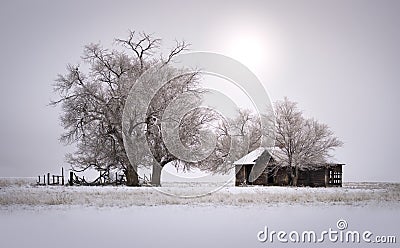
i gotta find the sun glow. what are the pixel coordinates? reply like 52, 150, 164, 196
221, 27, 282, 77
227, 34, 266, 71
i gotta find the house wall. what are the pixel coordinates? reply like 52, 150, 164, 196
253, 168, 268, 186
274, 167, 289, 186
235, 165, 245, 186
235, 162, 343, 187
297, 168, 327, 187
327, 164, 343, 187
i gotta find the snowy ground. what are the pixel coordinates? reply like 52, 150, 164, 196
0, 179, 399, 247
1, 179, 399, 207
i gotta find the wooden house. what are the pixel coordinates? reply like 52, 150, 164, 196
234, 147, 344, 187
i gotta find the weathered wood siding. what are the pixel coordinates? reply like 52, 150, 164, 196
235, 165, 246, 186
297, 168, 327, 187
274, 168, 289, 186
253, 168, 268, 185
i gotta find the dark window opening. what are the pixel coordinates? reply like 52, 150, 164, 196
244, 165, 253, 185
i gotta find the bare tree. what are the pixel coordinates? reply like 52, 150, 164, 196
190, 108, 263, 174
273, 97, 343, 186
51, 31, 196, 186
143, 71, 203, 185
230, 109, 262, 154
182, 108, 232, 174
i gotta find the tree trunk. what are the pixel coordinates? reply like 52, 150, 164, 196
151, 164, 162, 186
125, 164, 139, 186
286, 166, 293, 186
293, 165, 299, 187
287, 156, 294, 186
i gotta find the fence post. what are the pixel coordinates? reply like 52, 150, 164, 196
69, 171, 74, 186
61, 167, 64, 185
47, 173, 50, 185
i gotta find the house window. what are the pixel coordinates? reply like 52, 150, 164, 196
329, 169, 342, 185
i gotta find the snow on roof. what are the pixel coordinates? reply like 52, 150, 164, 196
325, 158, 346, 165
233, 147, 266, 165
233, 147, 345, 166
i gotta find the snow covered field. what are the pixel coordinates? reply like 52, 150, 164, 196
0, 179, 399, 247
1, 179, 399, 207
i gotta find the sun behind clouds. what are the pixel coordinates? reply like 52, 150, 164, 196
223, 27, 282, 77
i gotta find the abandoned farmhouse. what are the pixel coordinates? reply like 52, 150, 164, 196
234, 147, 344, 187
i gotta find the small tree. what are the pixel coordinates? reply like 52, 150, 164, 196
193, 108, 263, 174
182, 108, 232, 174
230, 109, 262, 154
273, 97, 343, 186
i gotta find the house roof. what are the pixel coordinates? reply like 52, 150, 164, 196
233, 147, 267, 165
233, 147, 345, 166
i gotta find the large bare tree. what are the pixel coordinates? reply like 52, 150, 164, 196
51, 31, 199, 186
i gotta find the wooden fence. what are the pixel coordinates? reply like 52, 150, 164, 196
37, 167, 152, 186
37, 168, 65, 186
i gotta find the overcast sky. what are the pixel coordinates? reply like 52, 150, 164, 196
0, 0, 399, 182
